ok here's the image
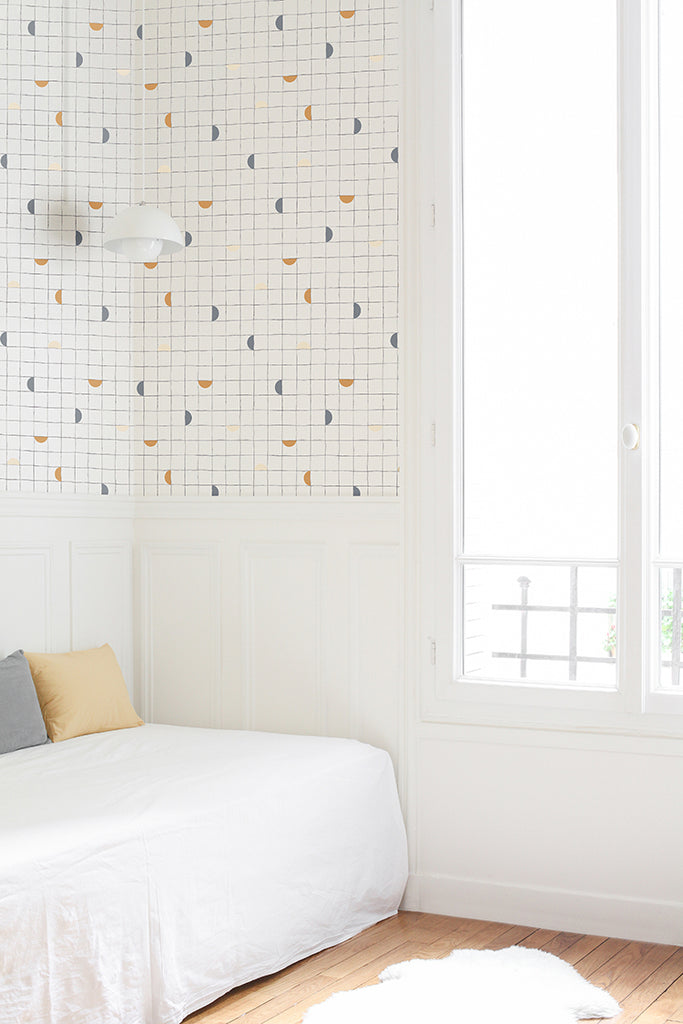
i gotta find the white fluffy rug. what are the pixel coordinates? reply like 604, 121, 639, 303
303, 946, 621, 1024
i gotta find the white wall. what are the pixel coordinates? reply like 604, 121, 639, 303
134, 499, 402, 768
404, 724, 683, 944
0, 492, 402, 770
0, 495, 135, 693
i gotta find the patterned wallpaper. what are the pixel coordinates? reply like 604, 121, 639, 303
0, 0, 399, 497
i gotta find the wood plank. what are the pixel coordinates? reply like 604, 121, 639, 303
517, 928, 563, 949
255, 940, 430, 1024
541, 931, 586, 957
421, 916, 524, 957
632, 970, 683, 1024
611, 947, 683, 1024
574, 937, 631, 975
557, 934, 610, 966
185, 912, 683, 1024
587, 941, 678, 999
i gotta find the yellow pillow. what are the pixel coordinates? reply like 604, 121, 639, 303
24, 644, 143, 742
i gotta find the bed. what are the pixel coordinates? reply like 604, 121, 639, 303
0, 724, 408, 1024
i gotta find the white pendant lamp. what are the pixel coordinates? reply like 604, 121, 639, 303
103, 3, 182, 261
103, 204, 183, 260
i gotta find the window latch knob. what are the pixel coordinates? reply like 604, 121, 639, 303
621, 423, 640, 450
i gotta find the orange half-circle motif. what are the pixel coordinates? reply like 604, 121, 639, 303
339, 194, 355, 204
55, 111, 63, 126
283, 75, 297, 83
339, 378, 354, 387
34, 258, 48, 266
34, 436, 48, 443
35, 80, 48, 87
144, 439, 158, 447
198, 200, 213, 209
164, 292, 172, 307
303, 471, 311, 486
340, 10, 355, 17
54, 289, 62, 304
164, 470, 172, 485
198, 19, 213, 27
283, 258, 297, 266
89, 22, 103, 30
282, 440, 296, 447
144, 262, 157, 270
198, 380, 213, 388
88, 379, 102, 387
54, 467, 62, 482
304, 105, 312, 121
304, 288, 311, 304
89, 201, 103, 210
164, 112, 172, 128
144, 82, 157, 91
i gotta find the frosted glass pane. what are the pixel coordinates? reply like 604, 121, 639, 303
462, 0, 618, 559
659, 2, 683, 558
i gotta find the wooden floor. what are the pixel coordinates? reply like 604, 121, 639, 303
186, 912, 683, 1024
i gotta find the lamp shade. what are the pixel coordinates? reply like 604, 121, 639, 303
103, 204, 184, 260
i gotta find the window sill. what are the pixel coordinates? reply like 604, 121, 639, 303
422, 679, 683, 743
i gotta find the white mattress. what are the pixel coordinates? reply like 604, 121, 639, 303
0, 724, 408, 1024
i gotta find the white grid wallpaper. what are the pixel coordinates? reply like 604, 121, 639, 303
0, 0, 399, 497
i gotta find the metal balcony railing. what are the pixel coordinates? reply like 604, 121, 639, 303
485, 565, 683, 685
490, 566, 615, 681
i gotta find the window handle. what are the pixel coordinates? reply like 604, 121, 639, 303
622, 423, 640, 450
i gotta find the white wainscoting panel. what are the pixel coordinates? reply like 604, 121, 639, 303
0, 548, 53, 656
350, 544, 402, 765
134, 501, 402, 768
243, 544, 325, 735
141, 544, 222, 727
70, 543, 134, 698
0, 496, 136, 695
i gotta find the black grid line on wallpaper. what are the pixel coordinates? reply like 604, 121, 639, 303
1, 0, 399, 497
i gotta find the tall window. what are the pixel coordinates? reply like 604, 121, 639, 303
416, 0, 683, 725
459, 0, 618, 688
658, 0, 683, 691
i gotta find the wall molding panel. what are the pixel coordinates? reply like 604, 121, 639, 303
140, 543, 222, 727
0, 547, 54, 656
242, 543, 326, 736
349, 543, 402, 764
134, 502, 401, 760
0, 495, 399, 746
69, 542, 134, 700
0, 502, 135, 699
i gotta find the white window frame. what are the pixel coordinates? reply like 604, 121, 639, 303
403, 0, 683, 736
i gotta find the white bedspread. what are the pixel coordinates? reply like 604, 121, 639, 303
0, 725, 408, 1024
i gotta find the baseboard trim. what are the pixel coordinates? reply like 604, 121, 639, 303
402, 872, 683, 946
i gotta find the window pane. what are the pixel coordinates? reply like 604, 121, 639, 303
461, 0, 618, 559
659, 1, 683, 558
657, 568, 683, 690
463, 563, 617, 688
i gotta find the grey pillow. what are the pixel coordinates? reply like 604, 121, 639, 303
0, 650, 49, 755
